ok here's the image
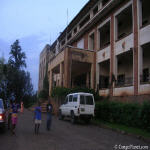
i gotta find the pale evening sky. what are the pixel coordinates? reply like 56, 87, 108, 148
0, 0, 89, 91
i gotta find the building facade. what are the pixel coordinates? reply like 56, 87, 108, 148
39, 0, 150, 97
38, 44, 50, 91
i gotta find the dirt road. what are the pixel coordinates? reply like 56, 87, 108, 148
0, 109, 149, 150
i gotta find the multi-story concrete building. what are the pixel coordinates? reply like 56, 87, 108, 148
39, 0, 150, 98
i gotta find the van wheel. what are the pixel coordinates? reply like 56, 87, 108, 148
58, 110, 64, 120
71, 111, 76, 124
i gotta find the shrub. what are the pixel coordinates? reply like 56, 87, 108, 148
51, 86, 100, 101
140, 101, 150, 131
95, 100, 150, 131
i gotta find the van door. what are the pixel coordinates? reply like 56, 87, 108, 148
85, 95, 95, 115
66, 95, 73, 115
79, 95, 86, 114
62, 96, 69, 115
79, 95, 94, 115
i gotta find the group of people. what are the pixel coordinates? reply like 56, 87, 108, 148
8, 100, 53, 135
34, 101, 53, 134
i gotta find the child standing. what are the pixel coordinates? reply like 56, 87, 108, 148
11, 100, 20, 134
34, 102, 42, 134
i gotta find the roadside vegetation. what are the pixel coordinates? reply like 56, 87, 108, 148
94, 100, 150, 139
51, 87, 150, 138
0, 40, 37, 108
51, 86, 100, 101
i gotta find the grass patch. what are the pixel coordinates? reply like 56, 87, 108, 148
93, 119, 150, 139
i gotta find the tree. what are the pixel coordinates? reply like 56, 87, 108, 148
7, 40, 33, 103
0, 40, 35, 106
8, 40, 26, 70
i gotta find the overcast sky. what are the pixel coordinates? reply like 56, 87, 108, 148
0, 0, 89, 91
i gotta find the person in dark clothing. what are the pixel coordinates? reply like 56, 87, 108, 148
46, 102, 53, 131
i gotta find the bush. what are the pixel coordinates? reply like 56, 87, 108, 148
38, 89, 49, 99
95, 100, 150, 131
51, 86, 100, 101
140, 101, 150, 131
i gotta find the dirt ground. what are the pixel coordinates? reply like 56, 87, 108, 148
0, 109, 149, 150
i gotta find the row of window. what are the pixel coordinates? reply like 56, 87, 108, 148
80, 0, 150, 50
60, 0, 111, 48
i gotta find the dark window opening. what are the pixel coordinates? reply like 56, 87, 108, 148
61, 40, 65, 46
102, 0, 109, 6
74, 28, 77, 34
116, 5, 133, 40
117, 74, 125, 86
79, 15, 90, 28
143, 68, 149, 82
73, 73, 86, 87
93, 5, 98, 16
89, 33, 95, 50
67, 33, 72, 40
141, 0, 150, 26
99, 75, 109, 89
99, 21, 110, 49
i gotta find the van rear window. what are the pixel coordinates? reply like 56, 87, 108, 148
80, 95, 85, 104
80, 95, 93, 105
85, 96, 93, 105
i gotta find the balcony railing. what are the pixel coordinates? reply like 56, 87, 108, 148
140, 74, 150, 84
115, 77, 133, 87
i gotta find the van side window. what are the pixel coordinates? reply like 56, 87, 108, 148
80, 95, 85, 104
69, 95, 73, 102
85, 96, 93, 105
73, 94, 78, 102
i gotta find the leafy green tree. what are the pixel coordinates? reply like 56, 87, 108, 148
0, 40, 35, 106
8, 40, 26, 70
7, 40, 33, 103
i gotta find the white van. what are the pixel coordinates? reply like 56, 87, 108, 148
58, 92, 95, 123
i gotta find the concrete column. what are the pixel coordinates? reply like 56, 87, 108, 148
90, 64, 94, 89
110, 15, 115, 96
60, 62, 63, 87
98, 1, 102, 10
90, 10, 93, 19
115, 56, 118, 81
92, 52, 96, 90
133, 0, 140, 95
96, 63, 100, 90
86, 72, 90, 88
139, 47, 143, 76
64, 47, 71, 88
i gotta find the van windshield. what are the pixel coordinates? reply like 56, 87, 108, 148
80, 95, 93, 105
